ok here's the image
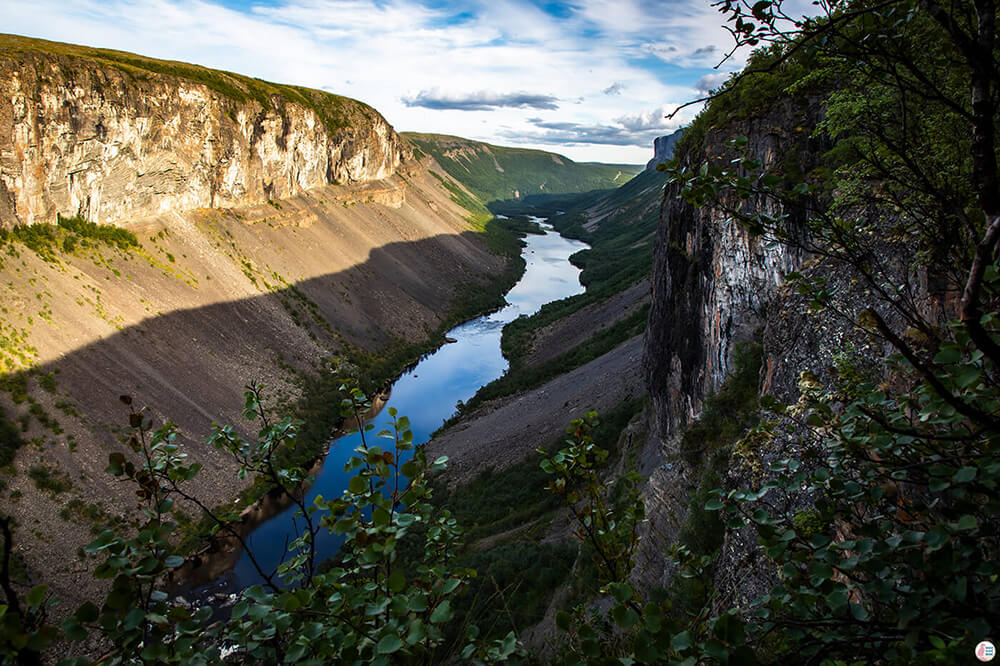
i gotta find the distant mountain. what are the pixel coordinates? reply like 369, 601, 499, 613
645, 129, 684, 171
403, 132, 641, 204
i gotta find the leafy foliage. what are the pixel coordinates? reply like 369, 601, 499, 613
0, 378, 521, 665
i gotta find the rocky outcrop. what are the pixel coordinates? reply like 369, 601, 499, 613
637, 99, 826, 591
644, 129, 683, 171
0, 35, 405, 227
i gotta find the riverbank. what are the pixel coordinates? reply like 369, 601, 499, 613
171, 219, 588, 593
171, 215, 538, 562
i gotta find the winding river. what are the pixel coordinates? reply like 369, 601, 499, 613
188, 219, 587, 596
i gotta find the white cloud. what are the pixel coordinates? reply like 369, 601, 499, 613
0, 0, 786, 162
402, 89, 560, 111
693, 72, 730, 94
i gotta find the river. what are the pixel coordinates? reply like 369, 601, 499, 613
186, 219, 587, 596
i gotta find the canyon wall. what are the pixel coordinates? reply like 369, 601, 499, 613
0, 35, 405, 227
0, 36, 509, 607
636, 98, 825, 592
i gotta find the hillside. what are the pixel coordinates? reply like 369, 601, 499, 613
403, 132, 640, 204
0, 36, 524, 607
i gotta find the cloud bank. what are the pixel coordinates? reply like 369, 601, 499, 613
0, 0, 819, 161
402, 89, 560, 111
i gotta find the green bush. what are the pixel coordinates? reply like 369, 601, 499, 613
679, 341, 762, 468
0, 406, 24, 468
27, 464, 72, 494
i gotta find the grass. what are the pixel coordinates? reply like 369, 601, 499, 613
28, 464, 72, 494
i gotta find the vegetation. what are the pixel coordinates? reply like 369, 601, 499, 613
26, 464, 71, 495
0, 214, 138, 264
443, 305, 649, 426
678, 341, 763, 468
405, 133, 639, 205
0, 406, 24, 468
4, 0, 998, 663
538, 0, 1000, 663
0, 383, 524, 664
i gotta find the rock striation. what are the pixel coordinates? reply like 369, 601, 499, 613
0, 34, 405, 227
637, 98, 827, 592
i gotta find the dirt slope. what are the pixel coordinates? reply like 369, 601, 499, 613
426, 335, 646, 485
0, 164, 504, 604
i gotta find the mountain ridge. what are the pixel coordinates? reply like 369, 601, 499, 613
403, 131, 640, 205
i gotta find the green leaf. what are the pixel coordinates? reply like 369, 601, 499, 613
607, 582, 633, 603
610, 604, 639, 628
406, 619, 427, 645
956, 514, 978, 531
348, 475, 368, 494
376, 633, 403, 655
555, 610, 572, 631
75, 601, 100, 623
164, 555, 184, 568
388, 569, 406, 593
430, 600, 452, 624
26, 585, 48, 608
933, 347, 961, 364
952, 466, 977, 483
704, 498, 724, 511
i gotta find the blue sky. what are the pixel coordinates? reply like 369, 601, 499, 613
0, 0, 802, 163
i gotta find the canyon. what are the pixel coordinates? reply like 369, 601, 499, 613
0, 34, 630, 608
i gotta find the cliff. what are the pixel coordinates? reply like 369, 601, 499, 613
0, 33, 405, 227
636, 96, 856, 594
0, 35, 517, 607
644, 129, 683, 171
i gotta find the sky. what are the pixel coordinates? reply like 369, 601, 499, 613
0, 0, 795, 163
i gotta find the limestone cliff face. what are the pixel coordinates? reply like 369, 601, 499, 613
0, 41, 405, 227
636, 99, 826, 591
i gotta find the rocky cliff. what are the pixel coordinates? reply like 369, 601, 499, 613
0, 35, 514, 607
0, 34, 405, 227
636, 98, 829, 592
644, 129, 683, 171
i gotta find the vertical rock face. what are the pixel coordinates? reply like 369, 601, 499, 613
643, 101, 822, 449
636, 99, 825, 592
644, 129, 683, 171
0, 43, 405, 227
